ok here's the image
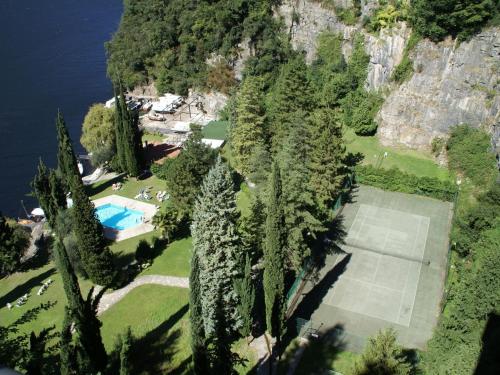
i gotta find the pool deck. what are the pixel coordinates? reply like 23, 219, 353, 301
92, 195, 157, 241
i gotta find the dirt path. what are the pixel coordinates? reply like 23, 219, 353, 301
95, 275, 189, 315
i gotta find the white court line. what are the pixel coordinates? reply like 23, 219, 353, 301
335, 272, 405, 294
397, 216, 426, 326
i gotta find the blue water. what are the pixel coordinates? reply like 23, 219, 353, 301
0, 0, 123, 217
96, 203, 144, 230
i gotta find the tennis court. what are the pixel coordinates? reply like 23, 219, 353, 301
305, 185, 453, 350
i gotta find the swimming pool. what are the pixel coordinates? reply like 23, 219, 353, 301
95, 203, 144, 230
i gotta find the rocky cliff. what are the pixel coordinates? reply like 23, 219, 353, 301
377, 29, 500, 151
278, 0, 499, 152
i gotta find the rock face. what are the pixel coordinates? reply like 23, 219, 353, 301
278, 0, 410, 90
377, 28, 500, 151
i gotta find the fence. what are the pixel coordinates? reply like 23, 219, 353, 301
286, 173, 355, 316
440, 188, 460, 312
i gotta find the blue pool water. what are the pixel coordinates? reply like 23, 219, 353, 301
96, 203, 144, 230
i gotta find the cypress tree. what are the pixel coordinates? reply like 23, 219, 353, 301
189, 252, 209, 374
32, 159, 66, 229
114, 90, 127, 172
235, 253, 255, 338
279, 117, 324, 271
53, 239, 107, 373
114, 87, 141, 176
119, 327, 133, 375
55, 111, 81, 190
240, 195, 266, 263
191, 157, 242, 336
71, 176, 115, 285
307, 108, 347, 214
60, 309, 77, 375
263, 163, 287, 346
230, 77, 267, 176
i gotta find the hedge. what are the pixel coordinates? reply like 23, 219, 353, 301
355, 165, 457, 201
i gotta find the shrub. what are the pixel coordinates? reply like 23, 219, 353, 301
355, 165, 457, 201
391, 31, 421, 83
135, 240, 152, 264
446, 124, 497, 186
431, 136, 445, 156
342, 89, 383, 135
410, 0, 497, 41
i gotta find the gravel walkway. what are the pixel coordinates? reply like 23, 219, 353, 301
96, 275, 189, 315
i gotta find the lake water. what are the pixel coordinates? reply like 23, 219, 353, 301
0, 0, 122, 217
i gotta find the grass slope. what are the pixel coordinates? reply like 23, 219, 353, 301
345, 128, 451, 181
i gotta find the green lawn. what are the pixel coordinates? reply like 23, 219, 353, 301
100, 285, 192, 374
0, 262, 94, 335
345, 128, 451, 181
88, 174, 166, 201
202, 120, 229, 140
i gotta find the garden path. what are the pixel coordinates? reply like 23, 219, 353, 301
95, 274, 189, 315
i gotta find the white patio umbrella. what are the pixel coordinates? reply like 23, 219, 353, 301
30, 208, 45, 217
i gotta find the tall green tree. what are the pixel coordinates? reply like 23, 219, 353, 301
71, 176, 115, 286
31, 159, 67, 229
191, 157, 242, 336
235, 253, 255, 338
189, 252, 209, 374
230, 76, 267, 176
308, 109, 347, 214
279, 117, 324, 271
352, 329, 413, 375
56, 111, 81, 190
240, 195, 266, 263
263, 163, 287, 346
267, 54, 312, 151
165, 125, 216, 215
114, 87, 142, 176
53, 239, 107, 374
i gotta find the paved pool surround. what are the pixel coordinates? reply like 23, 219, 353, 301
92, 195, 157, 241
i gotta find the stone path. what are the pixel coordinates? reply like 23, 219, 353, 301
95, 275, 189, 315
250, 334, 273, 375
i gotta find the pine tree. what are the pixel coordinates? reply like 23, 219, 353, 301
119, 327, 133, 375
235, 253, 255, 338
55, 111, 81, 190
263, 163, 287, 346
230, 77, 267, 176
267, 54, 312, 151
189, 252, 209, 374
31, 159, 67, 229
308, 108, 347, 214
279, 118, 324, 271
352, 329, 413, 375
191, 157, 242, 337
71, 176, 115, 285
53, 239, 107, 374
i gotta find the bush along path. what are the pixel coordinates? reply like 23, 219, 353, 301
94, 275, 189, 315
